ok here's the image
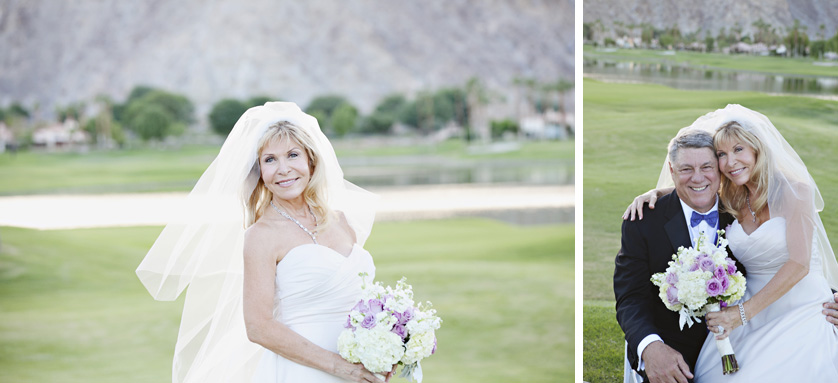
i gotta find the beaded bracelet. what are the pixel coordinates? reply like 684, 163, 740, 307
738, 302, 748, 326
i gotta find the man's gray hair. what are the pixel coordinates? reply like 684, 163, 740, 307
668, 130, 715, 164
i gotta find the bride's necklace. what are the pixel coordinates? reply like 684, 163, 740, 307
746, 194, 757, 223
270, 201, 318, 244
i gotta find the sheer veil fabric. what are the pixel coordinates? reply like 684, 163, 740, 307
655, 104, 838, 291
136, 102, 378, 382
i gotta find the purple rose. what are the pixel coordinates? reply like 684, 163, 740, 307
706, 278, 723, 296
665, 272, 678, 285
361, 314, 376, 329
391, 324, 407, 340
353, 300, 369, 314
689, 262, 700, 272
431, 337, 437, 355
720, 301, 728, 308
714, 266, 727, 279
400, 308, 415, 325
699, 256, 716, 272
666, 286, 679, 305
368, 299, 384, 314
719, 275, 730, 291
726, 260, 737, 275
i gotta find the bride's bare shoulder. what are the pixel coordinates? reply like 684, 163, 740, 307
332, 210, 357, 242
244, 219, 294, 259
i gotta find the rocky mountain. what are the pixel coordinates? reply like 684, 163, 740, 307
584, 0, 838, 41
0, 0, 574, 120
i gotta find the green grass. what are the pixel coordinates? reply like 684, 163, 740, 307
0, 145, 219, 195
584, 45, 838, 77
0, 218, 574, 383
583, 302, 624, 383
582, 78, 838, 381
0, 139, 572, 195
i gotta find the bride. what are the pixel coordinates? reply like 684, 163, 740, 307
627, 105, 838, 381
136, 102, 389, 382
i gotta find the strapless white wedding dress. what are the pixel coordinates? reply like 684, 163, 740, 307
695, 218, 838, 381
250, 243, 375, 382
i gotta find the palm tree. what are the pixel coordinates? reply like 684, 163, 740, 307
550, 79, 574, 132
464, 77, 491, 143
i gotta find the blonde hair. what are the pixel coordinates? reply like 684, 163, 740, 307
714, 121, 771, 221
245, 121, 332, 228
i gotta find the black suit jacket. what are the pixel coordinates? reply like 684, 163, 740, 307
614, 190, 738, 373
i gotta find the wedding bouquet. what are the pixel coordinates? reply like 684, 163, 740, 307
338, 273, 442, 382
650, 230, 746, 375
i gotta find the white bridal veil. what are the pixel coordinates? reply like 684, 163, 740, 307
656, 104, 838, 291
136, 102, 378, 382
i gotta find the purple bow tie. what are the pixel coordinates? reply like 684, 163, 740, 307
691, 210, 718, 228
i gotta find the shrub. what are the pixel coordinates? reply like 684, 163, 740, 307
491, 119, 519, 138
361, 94, 408, 134
331, 103, 358, 136
305, 95, 350, 118
118, 86, 194, 141
129, 104, 174, 141
208, 99, 247, 136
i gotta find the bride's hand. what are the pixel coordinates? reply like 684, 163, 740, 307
622, 189, 660, 221
384, 364, 398, 382
705, 306, 741, 340
333, 361, 386, 383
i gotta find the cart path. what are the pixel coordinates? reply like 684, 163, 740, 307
0, 184, 574, 230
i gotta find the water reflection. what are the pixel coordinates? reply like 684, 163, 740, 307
584, 59, 838, 96
342, 158, 573, 187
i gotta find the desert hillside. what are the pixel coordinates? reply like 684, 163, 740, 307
584, 0, 838, 40
0, 0, 574, 118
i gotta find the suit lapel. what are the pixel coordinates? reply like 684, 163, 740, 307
664, 190, 692, 252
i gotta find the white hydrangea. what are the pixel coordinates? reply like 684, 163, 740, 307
727, 273, 747, 302
402, 330, 436, 364
677, 270, 712, 310
338, 330, 361, 363
350, 326, 405, 373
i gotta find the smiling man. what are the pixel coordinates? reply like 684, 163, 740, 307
614, 130, 730, 383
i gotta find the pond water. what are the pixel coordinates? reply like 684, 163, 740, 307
584, 59, 838, 97
339, 157, 575, 224
341, 157, 573, 187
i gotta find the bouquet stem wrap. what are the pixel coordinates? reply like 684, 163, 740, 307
707, 302, 739, 375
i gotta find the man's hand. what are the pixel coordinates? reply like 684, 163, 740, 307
823, 292, 838, 326
642, 341, 694, 383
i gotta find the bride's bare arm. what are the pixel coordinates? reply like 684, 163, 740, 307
706, 184, 813, 338
622, 187, 674, 221
242, 225, 384, 383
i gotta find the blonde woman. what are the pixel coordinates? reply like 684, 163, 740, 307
137, 103, 388, 382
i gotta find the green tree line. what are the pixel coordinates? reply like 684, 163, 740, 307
4, 76, 572, 150
584, 18, 838, 57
